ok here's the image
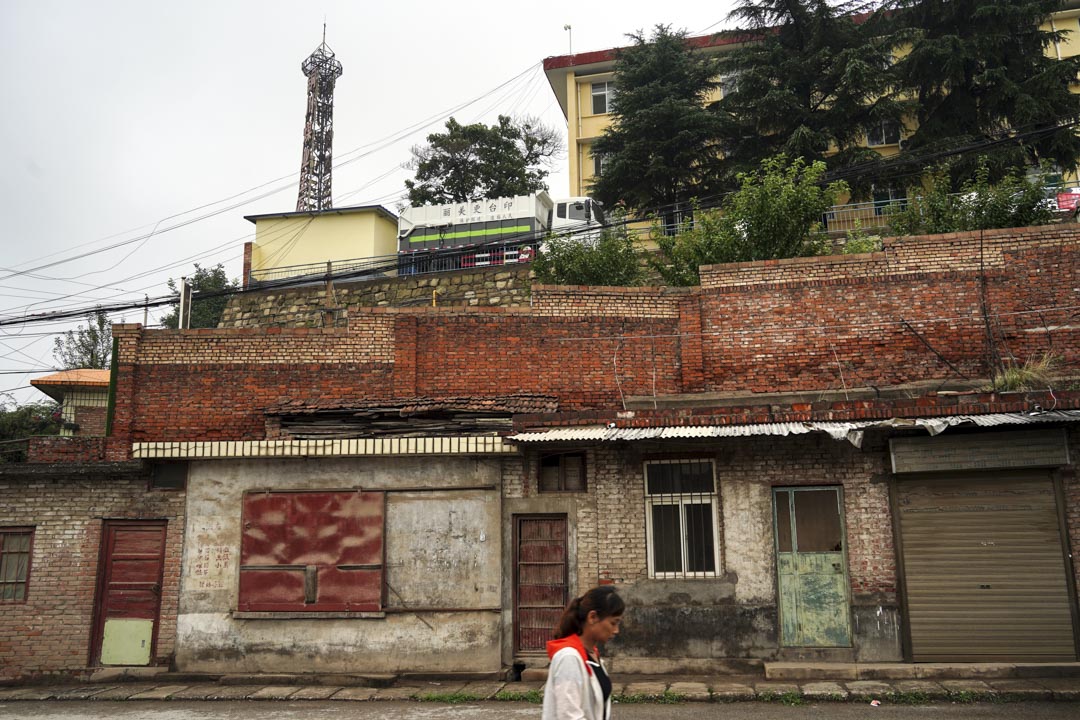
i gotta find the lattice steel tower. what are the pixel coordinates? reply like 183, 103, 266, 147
296, 29, 344, 212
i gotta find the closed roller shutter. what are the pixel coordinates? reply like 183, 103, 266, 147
897, 472, 1076, 662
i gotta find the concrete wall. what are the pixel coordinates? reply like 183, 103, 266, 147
176, 456, 504, 674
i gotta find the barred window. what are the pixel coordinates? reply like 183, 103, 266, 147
0, 528, 33, 603
644, 460, 720, 578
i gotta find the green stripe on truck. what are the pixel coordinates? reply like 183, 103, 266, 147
410, 225, 535, 242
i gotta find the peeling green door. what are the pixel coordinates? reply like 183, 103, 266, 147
774, 487, 852, 647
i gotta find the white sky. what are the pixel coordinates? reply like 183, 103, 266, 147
0, 0, 738, 405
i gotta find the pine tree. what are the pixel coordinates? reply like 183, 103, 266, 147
714, 1, 901, 195
890, 0, 1080, 183
589, 26, 727, 216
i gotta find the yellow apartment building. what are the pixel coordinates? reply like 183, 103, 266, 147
544, 2, 1080, 204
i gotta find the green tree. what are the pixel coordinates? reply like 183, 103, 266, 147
0, 398, 60, 463
160, 263, 239, 329
405, 115, 563, 205
532, 224, 645, 287
890, 0, 1080, 182
589, 25, 726, 216
889, 158, 1055, 235
53, 309, 112, 369
714, 1, 901, 195
653, 156, 848, 285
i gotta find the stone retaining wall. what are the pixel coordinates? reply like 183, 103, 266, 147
219, 265, 534, 328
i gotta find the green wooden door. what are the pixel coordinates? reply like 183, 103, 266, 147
774, 487, 852, 647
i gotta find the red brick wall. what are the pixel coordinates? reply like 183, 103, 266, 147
96, 224, 1079, 447
0, 474, 184, 681
73, 406, 107, 437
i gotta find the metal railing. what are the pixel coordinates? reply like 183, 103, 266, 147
247, 237, 542, 288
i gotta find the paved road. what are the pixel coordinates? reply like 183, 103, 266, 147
1, 701, 1078, 719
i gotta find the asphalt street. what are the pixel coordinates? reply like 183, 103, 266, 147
1, 701, 1078, 720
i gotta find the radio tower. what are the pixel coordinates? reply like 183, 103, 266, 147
296, 26, 343, 212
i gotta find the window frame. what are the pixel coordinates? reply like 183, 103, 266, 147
149, 461, 188, 491
591, 81, 614, 115
0, 526, 34, 604
238, 490, 385, 613
643, 459, 721, 579
720, 74, 739, 98
538, 451, 587, 493
865, 119, 901, 147
592, 152, 606, 179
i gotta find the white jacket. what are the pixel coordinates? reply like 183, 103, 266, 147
541, 646, 611, 720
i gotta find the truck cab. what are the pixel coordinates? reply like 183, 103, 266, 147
550, 197, 605, 239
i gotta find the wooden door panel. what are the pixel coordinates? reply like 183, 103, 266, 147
514, 516, 568, 654
92, 521, 167, 666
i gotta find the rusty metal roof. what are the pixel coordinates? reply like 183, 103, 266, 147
509, 411, 1080, 447
267, 395, 559, 416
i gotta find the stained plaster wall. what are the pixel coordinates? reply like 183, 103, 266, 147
176, 456, 504, 674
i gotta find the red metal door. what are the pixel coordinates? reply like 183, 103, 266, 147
90, 521, 167, 666
514, 515, 568, 654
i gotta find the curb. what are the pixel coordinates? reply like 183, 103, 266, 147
1, 678, 1078, 704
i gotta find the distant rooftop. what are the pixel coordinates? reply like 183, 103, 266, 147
244, 204, 397, 225
31, 369, 110, 402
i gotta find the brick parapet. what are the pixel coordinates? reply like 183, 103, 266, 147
699, 223, 1080, 290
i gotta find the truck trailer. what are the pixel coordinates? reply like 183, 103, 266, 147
396, 192, 603, 271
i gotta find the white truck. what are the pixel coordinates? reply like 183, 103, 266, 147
396, 192, 603, 270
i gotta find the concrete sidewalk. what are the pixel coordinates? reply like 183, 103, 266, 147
2, 675, 1080, 704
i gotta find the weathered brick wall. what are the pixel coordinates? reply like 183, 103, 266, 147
220, 265, 534, 328
73, 406, 107, 437
699, 224, 1080, 288
0, 474, 184, 681
95, 224, 1079, 447
698, 239, 1079, 393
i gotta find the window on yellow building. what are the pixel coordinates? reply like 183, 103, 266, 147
592, 82, 615, 115
866, 120, 901, 147
593, 153, 606, 178
720, 74, 739, 98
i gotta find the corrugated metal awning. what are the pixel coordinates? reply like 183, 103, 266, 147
509, 411, 1080, 448
132, 435, 516, 460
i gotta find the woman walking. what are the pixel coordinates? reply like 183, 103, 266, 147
542, 586, 625, 720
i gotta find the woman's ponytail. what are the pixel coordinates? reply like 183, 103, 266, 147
551, 586, 625, 639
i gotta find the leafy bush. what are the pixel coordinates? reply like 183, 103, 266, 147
652, 155, 848, 286
889, 159, 1055, 235
531, 224, 645, 287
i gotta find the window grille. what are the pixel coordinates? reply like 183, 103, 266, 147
644, 460, 720, 578
0, 528, 33, 603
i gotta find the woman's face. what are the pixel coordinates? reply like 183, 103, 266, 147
587, 611, 622, 644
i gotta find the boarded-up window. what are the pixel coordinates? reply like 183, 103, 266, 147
0, 527, 33, 603
239, 491, 384, 612
539, 453, 586, 492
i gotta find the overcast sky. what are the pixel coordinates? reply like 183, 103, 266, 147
0, 0, 739, 405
